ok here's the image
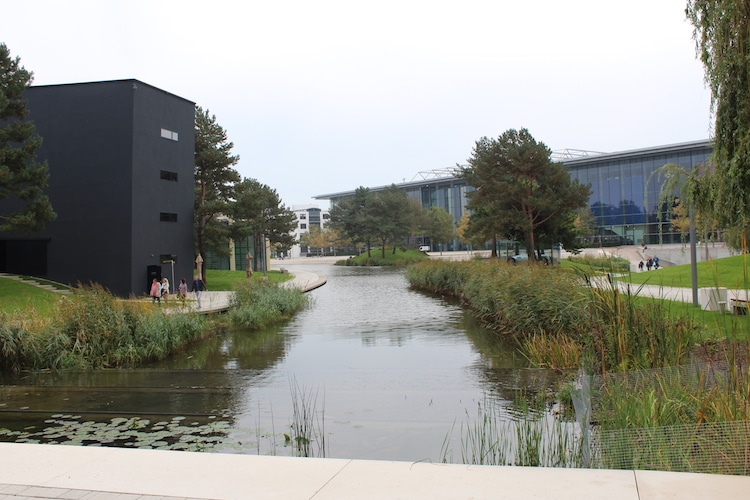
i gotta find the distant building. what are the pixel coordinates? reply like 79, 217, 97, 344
314, 140, 713, 250
0, 79, 195, 296
290, 204, 329, 258
564, 140, 712, 246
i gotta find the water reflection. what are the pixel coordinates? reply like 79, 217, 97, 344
0, 263, 567, 461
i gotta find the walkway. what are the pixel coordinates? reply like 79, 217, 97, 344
156, 268, 328, 315
0, 442, 748, 499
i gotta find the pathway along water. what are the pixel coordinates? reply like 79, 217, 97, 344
0, 264, 564, 462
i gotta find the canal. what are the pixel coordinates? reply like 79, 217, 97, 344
0, 264, 564, 462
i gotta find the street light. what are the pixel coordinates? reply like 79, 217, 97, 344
167, 259, 175, 293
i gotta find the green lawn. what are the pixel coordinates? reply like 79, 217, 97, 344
623, 254, 750, 290
337, 247, 428, 266
204, 269, 292, 291
0, 270, 292, 316
0, 278, 66, 316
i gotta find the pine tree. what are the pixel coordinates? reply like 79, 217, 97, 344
194, 106, 240, 279
460, 128, 590, 259
0, 43, 56, 233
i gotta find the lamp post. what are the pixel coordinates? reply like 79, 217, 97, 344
167, 260, 175, 293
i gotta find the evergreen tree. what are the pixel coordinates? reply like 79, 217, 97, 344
0, 43, 55, 233
194, 106, 240, 280
232, 178, 296, 270
460, 128, 590, 260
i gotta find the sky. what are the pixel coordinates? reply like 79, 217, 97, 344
3, 1, 712, 208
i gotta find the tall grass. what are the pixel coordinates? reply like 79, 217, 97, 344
0, 284, 208, 371
406, 260, 699, 373
441, 397, 586, 467
590, 361, 750, 474
581, 276, 699, 373
229, 279, 309, 329
288, 376, 327, 458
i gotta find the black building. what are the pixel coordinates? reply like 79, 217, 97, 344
0, 79, 195, 296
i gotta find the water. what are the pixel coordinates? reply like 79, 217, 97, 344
0, 264, 563, 461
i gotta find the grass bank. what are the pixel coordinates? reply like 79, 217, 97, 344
405, 259, 703, 373
0, 284, 208, 372
204, 269, 291, 290
335, 247, 427, 266
0, 269, 307, 372
622, 253, 750, 289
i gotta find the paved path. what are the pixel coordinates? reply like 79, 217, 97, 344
0, 442, 748, 499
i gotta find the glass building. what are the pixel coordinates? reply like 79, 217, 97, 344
564, 140, 712, 246
315, 140, 713, 249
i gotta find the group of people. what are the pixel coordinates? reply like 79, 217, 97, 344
149, 276, 206, 307
637, 256, 660, 271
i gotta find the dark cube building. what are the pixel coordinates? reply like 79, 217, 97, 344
0, 79, 195, 296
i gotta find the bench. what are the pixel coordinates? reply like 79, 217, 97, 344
729, 298, 748, 315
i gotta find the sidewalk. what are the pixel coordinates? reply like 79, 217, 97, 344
166, 268, 327, 315
0, 442, 748, 499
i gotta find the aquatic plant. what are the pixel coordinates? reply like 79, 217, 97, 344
0, 414, 232, 452
288, 376, 326, 458
229, 279, 309, 329
441, 397, 586, 468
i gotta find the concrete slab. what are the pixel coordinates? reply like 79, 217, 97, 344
315, 460, 639, 500
634, 469, 750, 499
1, 443, 749, 499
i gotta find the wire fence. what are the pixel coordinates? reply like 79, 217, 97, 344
571, 363, 750, 475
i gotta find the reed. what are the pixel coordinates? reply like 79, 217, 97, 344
229, 280, 309, 329
441, 397, 586, 467
0, 284, 208, 371
407, 260, 701, 373
288, 377, 326, 458
592, 362, 750, 474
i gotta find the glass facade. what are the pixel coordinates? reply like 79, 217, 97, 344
565, 140, 712, 246
316, 140, 712, 250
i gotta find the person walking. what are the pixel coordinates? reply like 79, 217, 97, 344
161, 277, 170, 303
178, 278, 188, 303
150, 278, 162, 305
191, 276, 206, 309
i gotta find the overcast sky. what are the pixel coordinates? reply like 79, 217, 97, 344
4, 1, 712, 207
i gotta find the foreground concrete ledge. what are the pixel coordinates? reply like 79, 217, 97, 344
0, 443, 748, 499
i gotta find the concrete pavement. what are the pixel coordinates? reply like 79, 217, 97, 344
1, 442, 749, 499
